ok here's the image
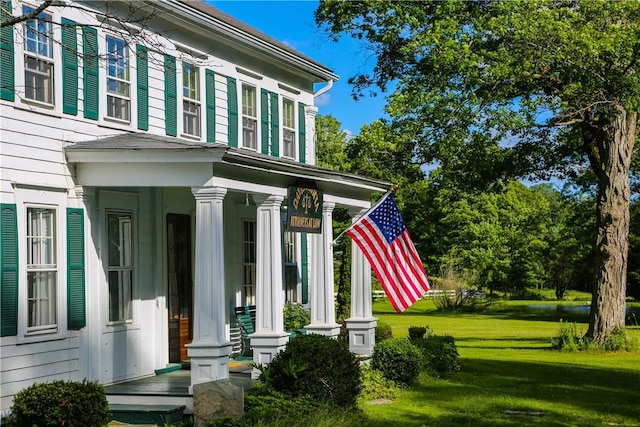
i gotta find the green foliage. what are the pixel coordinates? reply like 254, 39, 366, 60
375, 321, 393, 341
283, 302, 310, 332
7, 379, 109, 427
258, 334, 362, 407
359, 364, 401, 401
371, 338, 423, 386
413, 335, 461, 376
551, 320, 587, 351
408, 325, 431, 340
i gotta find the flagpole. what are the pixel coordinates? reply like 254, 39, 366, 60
331, 186, 398, 246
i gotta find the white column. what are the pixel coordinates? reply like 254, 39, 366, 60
305, 201, 341, 338
250, 194, 289, 379
305, 105, 318, 166
187, 186, 231, 391
345, 207, 377, 356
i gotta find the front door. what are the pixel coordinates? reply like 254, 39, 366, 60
167, 214, 192, 363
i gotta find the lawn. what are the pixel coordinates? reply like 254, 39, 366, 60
361, 299, 640, 427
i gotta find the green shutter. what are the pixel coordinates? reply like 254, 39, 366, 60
270, 92, 280, 157
298, 102, 306, 163
301, 233, 308, 304
1, 204, 18, 336
136, 45, 149, 130
0, 0, 14, 101
260, 89, 269, 155
164, 55, 177, 136
61, 18, 78, 115
226, 76, 238, 147
205, 69, 216, 142
82, 26, 98, 120
67, 208, 85, 330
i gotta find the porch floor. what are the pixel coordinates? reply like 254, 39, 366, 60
104, 362, 254, 397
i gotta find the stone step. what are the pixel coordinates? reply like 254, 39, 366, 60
109, 404, 186, 426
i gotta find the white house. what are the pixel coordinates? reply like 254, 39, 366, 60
0, 0, 383, 416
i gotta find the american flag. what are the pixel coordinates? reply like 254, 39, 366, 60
346, 194, 430, 313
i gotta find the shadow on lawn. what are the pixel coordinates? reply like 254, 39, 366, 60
365, 358, 640, 427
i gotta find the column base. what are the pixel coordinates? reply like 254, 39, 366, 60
304, 323, 342, 339
250, 332, 290, 379
186, 341, 232, 393
344, 317, 378, 356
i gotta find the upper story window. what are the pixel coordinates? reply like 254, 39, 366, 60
183, 63, 200, 137
106, 36, 130, 122
283, 98, 296, 158
26, 207, 57, 335
23, 6, 54, 104
242, 84, 257, 150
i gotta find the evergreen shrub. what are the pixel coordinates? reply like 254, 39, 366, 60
7, 379, 109, 427
408, 325, 431, 340
371, 338, 423, 386
413, 334, 461, 375
259, 333, 362, 407
375, 321, 393, 341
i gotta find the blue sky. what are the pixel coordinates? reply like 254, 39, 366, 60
210, 0, 388, 137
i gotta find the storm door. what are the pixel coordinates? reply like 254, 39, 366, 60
167, 214, 193, 363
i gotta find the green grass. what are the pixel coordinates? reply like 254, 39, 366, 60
361, 299, 640, 426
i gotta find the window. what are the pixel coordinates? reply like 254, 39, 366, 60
106, 36, 130, 121
284, 230, 298, 302
26, 207, 57, 334
23, 6, 54, 104
283, 98, 296, 158
183, 63, 200, 137
243, 220, 256, 306
242, 84, 257, 149
107, 211, 133, 323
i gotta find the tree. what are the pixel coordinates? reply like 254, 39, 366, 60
316, 0, 640, 344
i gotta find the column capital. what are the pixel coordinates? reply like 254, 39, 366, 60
74, 185, 95, 199
191, 186, 227, 200
305, 105, 319, 117
322, 201, 336, 213
253, 194, 284, 207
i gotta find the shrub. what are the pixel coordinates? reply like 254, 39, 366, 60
375, 322, 393, 341
408, 325, 431, 340
7, 379, 109, 427
283, 302, 310, 332
413, 335, 461, 375
371, 338, 423, 386
258, 334, 362, 407
359, 364, 401, 401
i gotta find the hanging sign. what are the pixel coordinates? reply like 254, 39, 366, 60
287, 186, 323, 233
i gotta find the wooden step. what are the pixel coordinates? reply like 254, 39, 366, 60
109, 404, 186, 426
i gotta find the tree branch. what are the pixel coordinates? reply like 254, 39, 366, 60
0, 0, 61, 28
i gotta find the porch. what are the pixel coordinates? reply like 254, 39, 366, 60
105, 361, 253, 425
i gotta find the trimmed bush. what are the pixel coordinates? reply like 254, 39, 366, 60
7, 379, 109, 427
408, 325, 431, 340
413, 334, 461, 375
259, 333, 362, 407
283, 302, 310, 332
375, 321, 393, 341
371, 338, 423, 386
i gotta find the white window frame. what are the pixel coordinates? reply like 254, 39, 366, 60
15, 188, 68, 343
182, 62, 201, 138
242, 219, 256, 306
105, 34, 131, 123
282, 97, 296, 159
241, 83, 258, 150
22, 5, 55, 105
106, 209, 134, 325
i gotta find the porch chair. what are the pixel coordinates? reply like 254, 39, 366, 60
234, 305, 256, 358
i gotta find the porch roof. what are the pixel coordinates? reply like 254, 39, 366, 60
65, 133, 391, 200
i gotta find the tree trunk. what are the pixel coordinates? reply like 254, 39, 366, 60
583, 105, 636, 345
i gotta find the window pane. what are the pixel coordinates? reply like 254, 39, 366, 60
283, 99, 295, 128
242, 85, 256, 117
27, 271, 57, 328
243, 220, 256, 306
183, 100, 201, 136
23, 7, 53, 58
283, 129, 295, 158
107, 95, 130, 121
108, 212, 132, 267
24, 56, 54, 103
108, 212, 133, 323
183, 64, 199, 101
242, 117, 257, 149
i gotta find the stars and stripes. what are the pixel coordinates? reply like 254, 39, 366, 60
346, 193, 430, 313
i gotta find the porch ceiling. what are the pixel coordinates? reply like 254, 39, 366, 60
65, 134, 390, 203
